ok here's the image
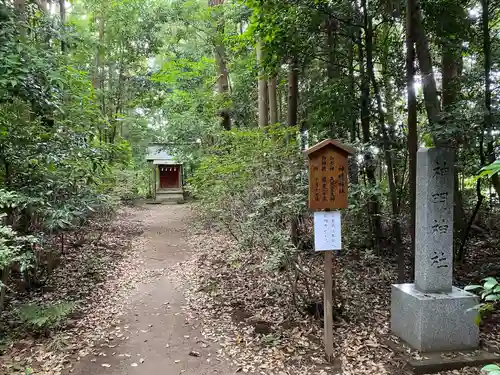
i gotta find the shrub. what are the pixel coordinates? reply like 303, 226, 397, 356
16, 301, 76, 333
188, 126, 327, 310
188, 125, 308, 268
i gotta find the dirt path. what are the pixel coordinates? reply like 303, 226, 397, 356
72, 204, 236, 375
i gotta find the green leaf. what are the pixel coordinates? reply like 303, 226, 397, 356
478, 160, 500, 179
482, 364, 500, 371
484, 294, 500, 302
464, 284, 483, 291
475, 313, 482, 326
482, 277, 497, 284
467, 303, 485, 312
484, 278, 498, 290
482, 291, 492, 299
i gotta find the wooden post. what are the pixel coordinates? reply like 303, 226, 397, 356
324, 250, 334, 362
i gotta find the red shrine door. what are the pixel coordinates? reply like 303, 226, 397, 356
159, 165, 180, 189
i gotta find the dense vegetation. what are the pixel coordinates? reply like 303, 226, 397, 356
179, 0, 500, 283
0, 0, 499, 370
0, 0, 164, 315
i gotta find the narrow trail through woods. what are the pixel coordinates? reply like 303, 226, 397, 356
71, 204, 236, 375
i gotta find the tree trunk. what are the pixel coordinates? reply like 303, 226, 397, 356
366, 11, 402, 259
210, 0, 231, 130
347, 33, 359, 185
439, 1, 468, 250
59, 0, 66, 53
378, 23, 405, 275
257, 43, 269, 127
0, 268, 7, 313
93, 16, 105, 90
482, 0, 500, 197
287, 58, 298, 129
358, 1, 383, 250
412, 0, 470, 253
38, 0, 49, 12
411, 0, 441, 135
14, 0, 26, 39
326, 14, 341, 138
326, 15, 339, 81
287, 57, 299, 247
406, 0, 418, 281
268, 76, 278, 124
14, 0, 25, 11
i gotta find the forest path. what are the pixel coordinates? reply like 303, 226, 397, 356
72, 204, 235, 375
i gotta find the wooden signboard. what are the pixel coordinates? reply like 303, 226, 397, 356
305, 139, 355, 363
305, 139, 355, 210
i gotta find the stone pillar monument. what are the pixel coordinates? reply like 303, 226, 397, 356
391, 148, 479, 352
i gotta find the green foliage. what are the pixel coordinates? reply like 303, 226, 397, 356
465, 277, 500, 324
482, 364, 500, 375
0, 0, 161, 313
16, 301, 76, 331
189, 125, 307, 270
478, 160, 500, 179
0, 219, 37, 275
467, 276, 500, 375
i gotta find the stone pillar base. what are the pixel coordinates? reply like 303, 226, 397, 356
391, 283, 479, 352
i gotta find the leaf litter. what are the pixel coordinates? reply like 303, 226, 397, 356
169, 213, 497, 375
0, 206, 166, 375
0, 205, 497, 375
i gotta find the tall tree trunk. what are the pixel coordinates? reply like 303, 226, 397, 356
482, 0, 500, 197
406, 0, 418, 281
412, 0, 470, 252
378, 23, 404, 276
210, 0, 231, 130
268, 76, 278, 124
14, 0, 25, 13
14, 0, 26, 39
288, 57, 299, 247
35, 0, 49, 12
257, 43, 269, 127
455, 0, 491, 261
347, 33, 359, 185
439, 1, 468, 249
94, 14, 105, 142
358, 1, 383, 250
59, 0, 66, 53
366, 8, 402, 258
326, 15, 339, 81
326, 14, 341, 138
93, 16, 105, 90
278, 78, 284, 123
287, 58, 298, 129
411, 0, 441, 133
0, 267, 7, 313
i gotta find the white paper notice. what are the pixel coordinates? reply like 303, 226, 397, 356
314, 211, 341, 251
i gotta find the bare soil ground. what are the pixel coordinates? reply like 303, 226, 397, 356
70, 204, 237, 375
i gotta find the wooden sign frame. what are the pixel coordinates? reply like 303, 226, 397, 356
305, 139, 355, 210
